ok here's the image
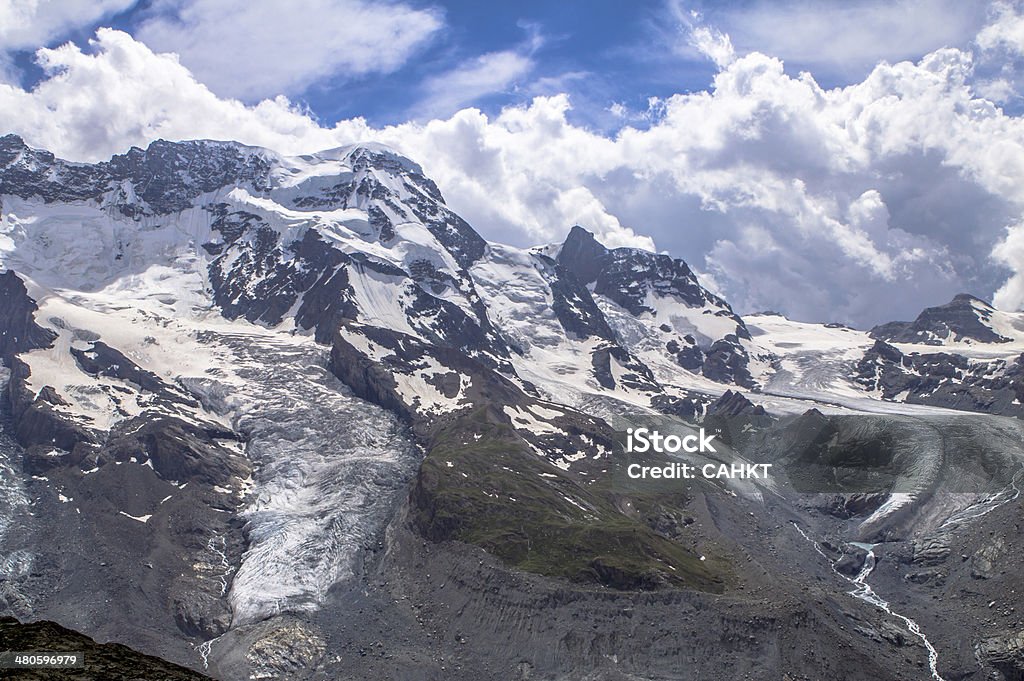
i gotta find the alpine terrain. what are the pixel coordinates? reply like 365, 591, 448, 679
2, 133, 1024, 680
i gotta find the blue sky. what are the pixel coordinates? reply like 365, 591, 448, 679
5, 0, 720, 129
4, 0, 996, 128
5, 0, 1024, 325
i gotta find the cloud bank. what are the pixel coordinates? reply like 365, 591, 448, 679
4, 11, 1024, 326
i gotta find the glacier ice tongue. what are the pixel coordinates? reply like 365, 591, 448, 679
221, 335, 418, 626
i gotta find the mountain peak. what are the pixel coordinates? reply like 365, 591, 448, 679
558, 225, 611, 284
304, 141, 426, 177
566, 223, 598, 241
0, 133, 54, 169
0, 133, 27, 148
950, 292, 990, 306
870, 292, 1011, 345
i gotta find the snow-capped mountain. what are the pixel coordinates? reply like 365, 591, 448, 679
870, 293, 1024, 346
0, 133, 765, 676
556, 224, 759, 388
4, 134, 1024, 681
748, 294, 1024, 418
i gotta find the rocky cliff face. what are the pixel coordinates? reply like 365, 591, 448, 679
0, 271, 56, 365
855, 339, 1024, 416
556, 224, 758, 388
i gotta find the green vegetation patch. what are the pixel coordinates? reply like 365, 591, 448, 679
410, 408, 729, 593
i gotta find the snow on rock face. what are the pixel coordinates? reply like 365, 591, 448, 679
748, 309, 1024, 417
554, 225, 763, 390
0, 192, 222, 292
0, 265, 421, 627
7, 267, 235, 437
853, 339, 1024, 417
331, 323, 477, 420
870, 294, 1024, 347
265, 143, 485, 272
7, 133, 1024, 421
469, 243, 567, 353
1, 137, 486, 339
1, 134, 275, 219
747, 313, 875, 401
2, 136, 764, 419
469, 242, 664, 410
503, 404, 563, 435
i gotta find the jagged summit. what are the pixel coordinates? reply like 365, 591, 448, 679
0, 133, 418, 172
557, 224, 611, 283
553, 223, 758, 387
304, 140, 425, 173
1, 135, 435, 213
870, 292, 1018, 345
557, 224, 740, 323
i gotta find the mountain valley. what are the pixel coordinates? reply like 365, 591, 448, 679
1, 134, 1023, 680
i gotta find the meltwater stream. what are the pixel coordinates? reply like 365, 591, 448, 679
791, 523, 945, 681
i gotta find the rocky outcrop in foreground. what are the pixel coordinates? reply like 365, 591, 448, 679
0, 617, 211, 680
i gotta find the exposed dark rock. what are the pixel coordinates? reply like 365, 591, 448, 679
7, 358, 95, 451
22, 443, 86, 475
702, 335, 755, 387
877, 621, 914, 647
671, 340, 706, 372
972, 539, 1004, 580
547, 262, 615, 341
772, 409, 838, 464
979, 630, 1024, 681
707, 389, 766, 419
0, 270, 56, 366
904, 569, 944, 585
0, 616, 211, 680
560, 226, 725, 319
813, 493, 887, 519
590, 344, 659, 392
557, 225, 754, 387
701, 390, 773, 447
329, 328, 408, 421
1, 134, 272, 216
104, 415, 249, 487
650, 393, 710, 419
912, 535, 951, 566
855, 340, 1024, 417
871, 293, 1011, 345
835, 547, 868, 576
556, 224, 612, 285
173, 591, 232, 639
70, 341, 194, 407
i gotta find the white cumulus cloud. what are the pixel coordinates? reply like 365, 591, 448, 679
977, 1, 1024, 53
7, 20, 1024, 325
0, 29, 374, 159
0, 0, 135, 51
134, 0, 443, 100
